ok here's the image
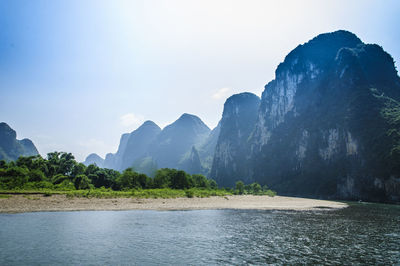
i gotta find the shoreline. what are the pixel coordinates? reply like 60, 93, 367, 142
0, 194, 347, 213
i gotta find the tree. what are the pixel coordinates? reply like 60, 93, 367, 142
74, 174, 91, 190
85, 164, 100, 176
208, 179, 218, 189
153, 168, 174, 188
235, 181, 245, 195
251, 182, 262, 195
116, 168, 149, 190
136, 173, 151, 189
71, 163, 86, 177
170, 170, 193, 189
46, 152, 76, 177
52, 174, 68, 184
28, 169, 46, 182
192, 174, 209, 188
59, 152, 75, 175
244, 184, 251, 194
0, 160, 7, 169
0, 166, 29, 189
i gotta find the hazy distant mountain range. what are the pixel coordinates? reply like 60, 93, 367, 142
3, 30, 399, 202
84, 114, 218, 177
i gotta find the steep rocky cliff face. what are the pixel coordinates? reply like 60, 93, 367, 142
178, 146, 203, 174
197, 122, 221, 174
0, 122, 39, 161
96, 122, 160, 172
249, 30, 400, 202
210, 93, 260, 187
103, 133, 130, 170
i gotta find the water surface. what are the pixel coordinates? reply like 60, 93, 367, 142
0, 203, 399, 265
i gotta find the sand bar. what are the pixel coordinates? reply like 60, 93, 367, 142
0, 194, 347, 213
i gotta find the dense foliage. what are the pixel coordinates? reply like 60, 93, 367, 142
234, 180, 276, 196
0, 153, 224, 194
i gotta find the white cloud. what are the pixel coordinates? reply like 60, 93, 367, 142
212, 87, 231, 100
119, 113, 145, 128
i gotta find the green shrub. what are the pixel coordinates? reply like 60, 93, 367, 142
185, 189, 194, 198
23, 181, 54, 190
73, 174, 91, 190
235, 181, 245, 195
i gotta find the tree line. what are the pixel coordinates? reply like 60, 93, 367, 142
0, 152, 276, 198
0, 152, 218, 191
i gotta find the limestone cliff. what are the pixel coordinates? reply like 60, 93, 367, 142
210, 92, 260, 187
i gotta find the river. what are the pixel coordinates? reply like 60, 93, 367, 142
0, 202, 399, 265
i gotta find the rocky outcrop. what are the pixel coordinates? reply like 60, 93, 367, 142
249, 30, 400, 202
103, 133, 130, 170
197, 122, 221, 175
210, 92, 260, 187
209, 30, 400, 202
0, 122, 39, 161
178, 146, 203, 174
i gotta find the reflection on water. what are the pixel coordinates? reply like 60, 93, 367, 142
0, 203, 399, 265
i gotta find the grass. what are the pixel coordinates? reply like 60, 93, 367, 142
0, 187, 278, 199
0, 188, 234, 199
23, 195, 40, 200
65, 188, 233, 199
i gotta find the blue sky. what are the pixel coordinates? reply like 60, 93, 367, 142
1, 0, 399, 161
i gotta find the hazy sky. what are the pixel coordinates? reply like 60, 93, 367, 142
1, 0, 399, 161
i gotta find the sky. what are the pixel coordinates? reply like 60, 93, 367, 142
1, 0, 399, 161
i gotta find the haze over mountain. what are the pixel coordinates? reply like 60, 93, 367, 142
87, 114, 218, 176
0, 122, 39, 161
150, 113, 210, 169
83, 153, 104, 168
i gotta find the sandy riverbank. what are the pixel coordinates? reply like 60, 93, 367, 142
0, 194, 347, 213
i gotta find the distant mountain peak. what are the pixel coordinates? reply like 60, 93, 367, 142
86, 153, 103, 160
0, 122, 39, 161
310, 30, 362, 44
83, 153, 104, 167
276, 30, 363, 78
180, 113, 196, 118
0, 122, 17, 140
226, 92, 260, 103
140, 120, 160, 129
177, 113, 204, 123
169, 113, 211, 132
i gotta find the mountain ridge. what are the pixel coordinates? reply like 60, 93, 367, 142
0, 122, 39, 161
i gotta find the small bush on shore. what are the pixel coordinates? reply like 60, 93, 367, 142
234, 180, 276, 196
